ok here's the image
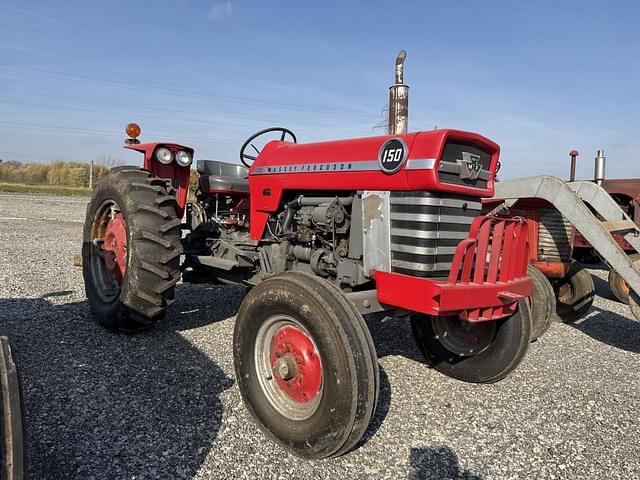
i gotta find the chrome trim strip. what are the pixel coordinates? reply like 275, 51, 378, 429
391, 244, 457, 255
251, 157, 436, 175
391, 228, 469, 239
252, 160, 379, 175
405, 158, 437, 170
391, 213, 475, 224
390, 197, 481, 209
391, 259, 454, 272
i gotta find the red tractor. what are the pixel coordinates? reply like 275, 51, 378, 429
81, 52, 640, 458
82, 121, 532, 458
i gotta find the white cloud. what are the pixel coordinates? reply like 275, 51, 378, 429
208, 2, 232, 21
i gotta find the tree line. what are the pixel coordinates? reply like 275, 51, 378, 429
0, 161, 107, 188
0, 159, 200, 191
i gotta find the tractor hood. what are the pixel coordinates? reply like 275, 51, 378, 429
249, 128, 500, 199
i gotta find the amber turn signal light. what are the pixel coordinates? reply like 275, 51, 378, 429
125, 123, 141, 139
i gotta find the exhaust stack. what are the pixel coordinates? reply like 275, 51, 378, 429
594, 149, 606, 185
569, 149, 579, 181
388, 50, 409, 135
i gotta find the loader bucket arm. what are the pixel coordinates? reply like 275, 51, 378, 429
495, 176, 640, 307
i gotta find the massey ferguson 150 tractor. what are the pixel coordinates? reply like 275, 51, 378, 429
82, 52, 640, 459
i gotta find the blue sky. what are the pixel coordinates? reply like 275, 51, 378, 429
0, 0, 638, 179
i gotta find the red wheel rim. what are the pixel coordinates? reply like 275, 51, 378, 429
89, 200, 128, 303
102, 212, 127, 284
255, 315, 324, 420
270, 326, 323, 403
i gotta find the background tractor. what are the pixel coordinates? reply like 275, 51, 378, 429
81, 51, 640, 459
566, 149, 640, 304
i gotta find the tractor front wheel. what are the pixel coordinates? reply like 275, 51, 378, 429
607, 254, 640, 304
410, 301, 531, 383
233, 272, 378, 459
82, 167, 182, 331
553, 262, 595, 323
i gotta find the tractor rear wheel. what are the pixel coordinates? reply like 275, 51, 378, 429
82, 167, 182, 331
607, 254, 640, 304
410, 301, 531, 383
553, 262, 595, 323
528, 265, 556, 340
233, 272, 378, 459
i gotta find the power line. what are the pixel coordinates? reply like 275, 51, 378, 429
0, 99, 369, 135
2, 90, 372, 130
0, 63, 378, 117
0, 120, 241, 146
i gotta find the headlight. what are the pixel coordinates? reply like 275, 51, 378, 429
155, 147, 173, 164
175, 150, 193, 167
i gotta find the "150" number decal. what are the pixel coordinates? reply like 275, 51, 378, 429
378, 138, 407, 174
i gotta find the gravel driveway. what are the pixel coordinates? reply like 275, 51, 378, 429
1, 193, 639, 479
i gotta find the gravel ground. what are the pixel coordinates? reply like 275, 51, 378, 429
1, 193, 639, 480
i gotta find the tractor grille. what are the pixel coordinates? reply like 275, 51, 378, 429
438, 142, 491, 189
390, 191, 481, 280
538, 208, 573, 261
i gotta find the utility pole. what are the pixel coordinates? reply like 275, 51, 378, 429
89, 160, 94, 189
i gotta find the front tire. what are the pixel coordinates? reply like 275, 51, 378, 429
528, 265, 556, 340
410, 301, 531, 383
82, 167, 182, 331
233, 272, 378, 459
608, 254, 640, 304
554, 262, 595, 323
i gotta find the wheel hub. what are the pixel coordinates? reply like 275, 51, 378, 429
432, 316, 496, 356
558, 282, 574, 303
270, 326, 322, 404
102, 212, 127, 283
273, 356, 296, 381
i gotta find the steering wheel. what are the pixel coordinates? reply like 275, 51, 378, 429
239, 127, 297, 167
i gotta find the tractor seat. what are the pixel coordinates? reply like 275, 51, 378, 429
197, 160, 249, 194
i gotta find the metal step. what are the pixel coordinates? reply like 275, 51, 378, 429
495, 176, 640, 302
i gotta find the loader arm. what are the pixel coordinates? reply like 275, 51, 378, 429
495, 176, 640, 303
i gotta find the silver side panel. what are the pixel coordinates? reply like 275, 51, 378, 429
362, 191, 391, 276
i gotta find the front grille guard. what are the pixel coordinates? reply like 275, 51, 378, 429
449, 216, 529, 284
375, 215, 532, 322
443, 215, 531, 321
